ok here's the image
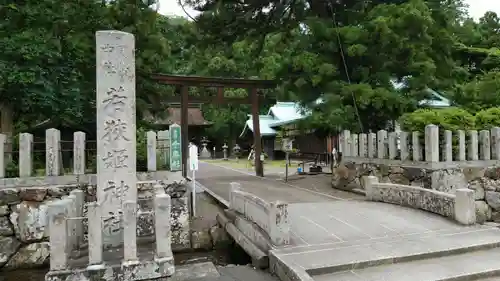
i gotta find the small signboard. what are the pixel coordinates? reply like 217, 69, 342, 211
169, 124, 182, 171
283, 138, 293, 151
189, 144, 198, 171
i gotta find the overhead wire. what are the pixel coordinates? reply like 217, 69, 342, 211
328, 2, 364, 132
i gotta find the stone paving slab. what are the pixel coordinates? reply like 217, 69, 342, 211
311, 247, 500, 281
196, 162, 360, 204
277, 227, 500, 273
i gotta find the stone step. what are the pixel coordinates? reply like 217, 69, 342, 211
275, 227, 500, 275
311, 247, 500, 281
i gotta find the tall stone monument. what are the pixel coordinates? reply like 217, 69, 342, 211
96, 30, 137, 248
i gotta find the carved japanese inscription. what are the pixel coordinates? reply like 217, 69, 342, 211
96, 30, 137, 248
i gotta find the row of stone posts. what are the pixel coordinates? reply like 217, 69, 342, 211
0, 126, 179, 178
47, 189, 172, 271
340, 125, 500, 162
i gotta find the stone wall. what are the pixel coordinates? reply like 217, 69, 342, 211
0, 172, 228, 270
333, 162, 500, 223
364, 176, 476, 225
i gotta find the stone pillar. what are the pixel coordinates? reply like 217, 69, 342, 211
147, 131, 157, 171
412, 131, 420, 161
367, 133, 376, 158
157, 130, 170, 168
491, 127, 500, 160
87, 202, 103, 266
468, 130, 478, 161
0, 134, 5, 178
73, 131, 86, 175
65, 195, 77, 251
444, 130, 453, 162
377, 130, 387, 159
19, 133, 33, 177
400, 131, 409, 161
341, 130, 351, 157
123, 200, 137, 261
454, 189, 476, 225
154, 194, 172, 259
479, 130, 491, 160
229, 182, 241, 209
48, 200, 69, 271
359, 134, 367, 157
388, 132, 397, 160
424, 124, 439, 162
363, 176, 379, 201
46, 128, 61, 176
457, 130, 466, 161
222, 143, 229, 160
96, 30, 137, 247
351, 134, 358, 157
70, 189, 85, 247
268, 201, 290, 246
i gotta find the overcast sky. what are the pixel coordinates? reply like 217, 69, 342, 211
158, 0, 500, 21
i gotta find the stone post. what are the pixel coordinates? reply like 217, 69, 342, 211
46, 128, 61, 176
363, 176, 379, 201
223, 143, 228, 160
351, 134, 358, 157
341, 130, 351, 157
70, 189, 85, 248
268, 201, 290, 246
48, 200, 69, 271
468, 130, 478, 161
492, 127, 500, 160
147, 131, 157, 172
367, 133, 376, 158
412, 131, 420, 161
123, 200, 137, 261
229, 182, 241, 209
154, 194, 172, 259
359, 134, 367, 157
457, 130, 466, 161
444, 130, 453, 162
65, 195, 77, 251
87, 202, 103, 266
73, 131, 86, 175
377, 130, 387, 159
96, 30, 137, 247
479, 130, 491, 160
19, 133, 33, 177
388, 132, 397, 160
0, 134, 5, 178
400, 131, 409, 161
454, 189, 476, 225
424, 124, 439, 162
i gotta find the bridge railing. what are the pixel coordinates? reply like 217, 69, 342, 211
364, 176, 476, 225
229, 182, 290, 246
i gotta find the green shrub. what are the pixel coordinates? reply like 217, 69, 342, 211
475, 107, 500, 130
399, 107, 476, 133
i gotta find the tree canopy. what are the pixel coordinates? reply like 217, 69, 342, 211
1, 0, 500, 143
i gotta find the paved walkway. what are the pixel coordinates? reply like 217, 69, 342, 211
196, 162, 500, 281
195, 161, 361, 206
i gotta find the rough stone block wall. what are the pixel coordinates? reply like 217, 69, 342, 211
333, 162, 500, 223
0, 175, 228, 270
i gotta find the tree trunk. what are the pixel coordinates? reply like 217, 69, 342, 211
0, 103, 14, 163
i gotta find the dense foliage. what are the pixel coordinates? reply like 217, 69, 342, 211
1, 0, 500, 145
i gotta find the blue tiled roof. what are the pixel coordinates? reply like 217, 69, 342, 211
390, 79, 451, 108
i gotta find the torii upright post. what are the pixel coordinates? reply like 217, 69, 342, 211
250, 88, 263, 177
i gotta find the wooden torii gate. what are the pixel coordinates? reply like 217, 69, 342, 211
151, 74, 276, 178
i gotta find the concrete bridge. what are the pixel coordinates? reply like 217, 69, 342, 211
196, 161, 500, 281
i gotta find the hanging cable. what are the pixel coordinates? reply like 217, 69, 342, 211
178, 0, 197, 22
328, 2, 364, 132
